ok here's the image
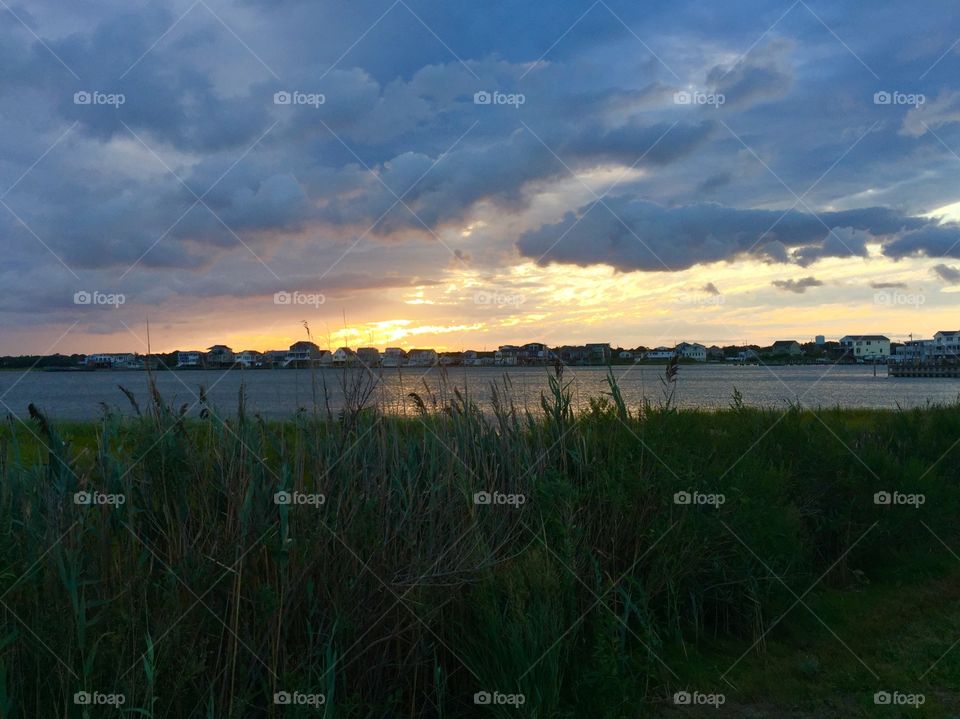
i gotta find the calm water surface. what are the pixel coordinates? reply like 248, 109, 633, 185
2, 365, 960, 420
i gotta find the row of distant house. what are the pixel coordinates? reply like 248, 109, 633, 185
173, 343, 444, 369
894, 331, 960, 362
78, 332, 960, 370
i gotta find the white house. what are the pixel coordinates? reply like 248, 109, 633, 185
839, 335, 890, 360
356, 347, 381, 367
84, 353, 137, 368
463, 350, 494, 366
236, 350, 263, 367
899, 339, 935, 362
381, 348, 407, 367
176, 351, 202, 368
285, 341, 322, 367
520, 342, 550, 364
407, 348, 438, 367
332, 347, 356, 365
645, 347, 676, 360
934, 331, 960, 359
495, 345, 520, 366
206, 345, 235, 366
675, 342, 707, 361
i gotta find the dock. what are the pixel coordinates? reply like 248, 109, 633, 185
889, 363, 960, 378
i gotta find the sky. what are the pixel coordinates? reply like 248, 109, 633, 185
1, 0, 960, 354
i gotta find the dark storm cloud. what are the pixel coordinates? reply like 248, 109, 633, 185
883, 223, 960, 260
516, 198, 938, 272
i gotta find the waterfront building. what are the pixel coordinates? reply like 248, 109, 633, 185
839, 335, 890, 360
675, 342, 707, 361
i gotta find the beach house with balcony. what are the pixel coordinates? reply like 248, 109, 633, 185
286, 341, 322, 367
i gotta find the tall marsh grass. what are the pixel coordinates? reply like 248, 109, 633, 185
0, 369, 958, 717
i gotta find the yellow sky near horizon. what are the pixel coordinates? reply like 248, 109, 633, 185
27, 243, 958, 356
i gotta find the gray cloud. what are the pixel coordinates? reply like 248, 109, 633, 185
707, 38, 794, 108
932, 263, 960, 283
772, 276, 823, 294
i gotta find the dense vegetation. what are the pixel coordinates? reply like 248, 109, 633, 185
0, 368, 958, 717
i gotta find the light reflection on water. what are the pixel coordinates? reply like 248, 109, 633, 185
1, 364, 959, 420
